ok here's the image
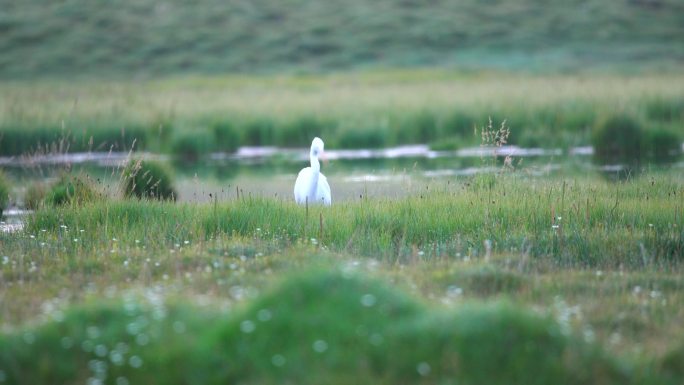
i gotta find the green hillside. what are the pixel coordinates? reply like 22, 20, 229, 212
1, 0, 683, 78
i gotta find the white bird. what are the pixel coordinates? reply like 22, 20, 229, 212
294, 137, 331, 206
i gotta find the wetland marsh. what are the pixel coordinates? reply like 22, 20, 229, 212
1, 71, 683, 384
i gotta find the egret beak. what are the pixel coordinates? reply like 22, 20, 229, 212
320, 150, 329, 164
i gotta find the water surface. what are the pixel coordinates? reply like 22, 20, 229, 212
1, 144, 680, 208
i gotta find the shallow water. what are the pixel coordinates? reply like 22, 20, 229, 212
164, 145, 581, 203
0, 144, 577, 167
0, 144, 681, 208
0, 209, 27, 233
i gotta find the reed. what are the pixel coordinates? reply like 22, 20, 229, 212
1, 72, 682, 155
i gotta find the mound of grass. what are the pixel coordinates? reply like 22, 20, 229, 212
0, 301, 223, 385
661, 342, 684, 384
592, 115, 682, 166
592, 115, 646, 166
24, 182, 48, 210
121, 159, 177, 201
45, 174, 102, 207
210, 270, 422, 384
0, 271, 632, 384
647, 127, 682, 164
0, 170, 10, 216
395, 302, 630, 385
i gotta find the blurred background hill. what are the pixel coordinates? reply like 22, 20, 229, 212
1, 0, 683, 78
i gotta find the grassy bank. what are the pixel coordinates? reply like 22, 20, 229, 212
0, 272, 648, 385
1, 72, 683, 156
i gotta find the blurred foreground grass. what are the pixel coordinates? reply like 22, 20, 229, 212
1, 271, 641, 385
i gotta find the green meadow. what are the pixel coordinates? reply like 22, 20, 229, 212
1, 171, 683, 384
2, 0, 682, 78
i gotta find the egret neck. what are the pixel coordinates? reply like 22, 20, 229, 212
308, 150, 321, 201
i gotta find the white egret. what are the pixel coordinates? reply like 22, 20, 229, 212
294, 137, 331, 206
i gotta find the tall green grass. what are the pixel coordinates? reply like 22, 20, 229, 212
1, 73, 683, 156
0, 123, 152, 156
25, 176, 684, 268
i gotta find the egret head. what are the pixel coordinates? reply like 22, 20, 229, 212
311, 137, 325, 158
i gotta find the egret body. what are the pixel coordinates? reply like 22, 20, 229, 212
294, 137, 331, 206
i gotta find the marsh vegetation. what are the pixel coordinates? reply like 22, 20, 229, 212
1, 73, 682, 159
1, 152, 683, 383
1, 12, 683, 380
